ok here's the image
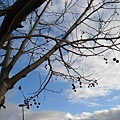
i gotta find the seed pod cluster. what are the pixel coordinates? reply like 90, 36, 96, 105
113, 58, 119, 63
18, 86, 41, 109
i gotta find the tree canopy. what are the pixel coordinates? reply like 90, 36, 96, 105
0, 0, 120, 108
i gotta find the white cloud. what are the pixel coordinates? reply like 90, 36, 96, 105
67, 105, 120, 120
25, 111, 67, 120
62, 52, 120, 104
65, 86, 110, 102
107, 95, 120, 102
87, 106, 120, 120
1, 102, 120, 120
0, 102, 67, 120
48, 47, 120, 106
0, 103, 21, 120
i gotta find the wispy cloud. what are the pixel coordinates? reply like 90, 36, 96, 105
62, 53, 120, 105
107, 95, 120, 102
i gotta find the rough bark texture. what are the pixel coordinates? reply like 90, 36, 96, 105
0, 0, 47, 48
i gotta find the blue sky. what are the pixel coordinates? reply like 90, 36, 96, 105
2, 56, 120, 120
1, 0, 120, 120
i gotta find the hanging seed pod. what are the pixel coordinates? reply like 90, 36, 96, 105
36, 106, 39, 108
72, 83, 74, 86
80, 86, 82, 88
116, 60, 119, 63
72, 85, 75, 90
74, 89, 76, 92
18, 86, 22, 90
113, 58, 116, 61
34, 102, 37, 105
79, 81, 82, 85
38, 102, 41, 105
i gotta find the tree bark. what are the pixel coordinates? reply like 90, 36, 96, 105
0, 0, 47, 48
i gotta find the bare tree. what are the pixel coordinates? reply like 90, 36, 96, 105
0, 0, 120, 108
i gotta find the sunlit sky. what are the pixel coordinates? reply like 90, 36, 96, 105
1, 0, 120, 120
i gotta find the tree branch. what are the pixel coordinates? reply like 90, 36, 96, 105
0, 0, 47, 48
5, 0, 51, 74
6, 0, 94, 89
